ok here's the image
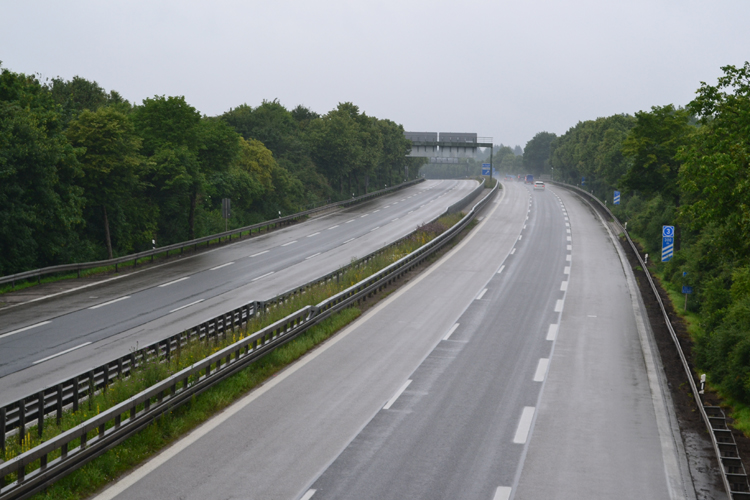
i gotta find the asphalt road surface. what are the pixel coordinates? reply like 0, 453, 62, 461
0, 179, 478, 402
92, 181, 694, 500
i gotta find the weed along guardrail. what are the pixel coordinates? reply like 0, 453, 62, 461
0, 179, 425, 290
550, 180, 748, 500
0, 180, 495, 500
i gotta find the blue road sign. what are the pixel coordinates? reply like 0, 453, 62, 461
482, 163, 491, 175
662, 225, 674, 262
682, 286, 693, 294
581, 176, 586, 186
614, 191, 620, 205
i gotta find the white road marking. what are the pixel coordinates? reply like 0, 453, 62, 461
565, 217, 569, 221
300, 490, 316, 500
493, 487, 512, 500
370, 226, 380, 232
555, 299, 564, 312
89, 296, 130, 309
169, 299, 204, 313
383, 379, 412, 410
158, 277, 189, 287
343, 238, 355, 244
384, 205, 390, 208
565, 222, 570, 227
305, 252, 321, 260
566, 254, 572, 261
566, 229, 571, 234
513, 406, 536, 444
518, 235, 523, 241
523, 224, 526, 229
533, 358, 550, 382
547, 324, 558, 340
251, 271, 274, 282
588, 315, 598, 318
476, 288, 488, 300
373, 209, 380, 213
393, 202, 399, 205
510, 248, 516, 255
328, 225, 339, 230
567, 236, 572, 241
346, 219, 355, 223
567, 245, 572, 250
34, 342, 92, 365
0, 321, 52, 340
210, 262, 234, 270
560, 281, 568, 291
307, 232, 320, 238
443, 323, 460, 341
360, 214, 368, 218
281, 241, 297, 247
564, 266, 570, 274
408, 210, 414, 214
250, 250, 269, 257
392, 218, 400, 222
497, 265, 505, 274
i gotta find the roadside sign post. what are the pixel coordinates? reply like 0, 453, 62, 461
222, 198, 231, 232
614, 190, 620, 205
682, 285, 693, 310
662, 225, 674, 262
482, 163, 491, 177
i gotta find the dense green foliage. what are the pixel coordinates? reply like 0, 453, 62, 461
0, 65, 419, 276
548, 62, 750, 410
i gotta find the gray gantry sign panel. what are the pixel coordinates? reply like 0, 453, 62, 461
404, 132, 438, 157
405, 131, 483, 158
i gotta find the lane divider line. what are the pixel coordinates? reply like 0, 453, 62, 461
210, 262, 234, 271
510, 248, 516, 255
392, 218, 400, 222
346, 219, 355, 223
33, 342, 92, 365
443, 323, 460, 341
554, 299, 564, 312
307, 232, 320, 238
476, 288, 488, 300
566, 254, 572, 261
281, 241, 297, 247
305, 252, 321, 260
169, 299, 205, 313
251, 271, 274, 282
89, 296, 130, 310
518, 235, 523, 241
560, 281, 568, 291
0, 321, 52, 340
383, 379, 412, 410
546, 324, 558, 341
158, 277, 189, 288
343, 238, 355, 244
300, 490, 316, 500
567, 245, 572, 251
370, 227, 380, 232
564, 266, 570, 274
533, 358, 550, 382
497, 265, 505, 275
493, 486, 512, 500
327, 225, 339, 230
360, 214, 368, 218
250, 250, 269, 257
513, 406, 536, 444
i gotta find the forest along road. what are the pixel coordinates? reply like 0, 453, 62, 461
94, 181, 694, 500
0, 179, 478, 401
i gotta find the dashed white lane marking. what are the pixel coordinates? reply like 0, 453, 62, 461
510, 248, 516, 255
554, 299, 564, 312
443, 323, 460, 341
343, 238, 355, 244
476, 288, 488, 300
513, 406, 536, 444
565, 217, 569, 221
360, 214, 369, 218
564, 266, 570, 274
210, 262, 234, 270
305, 252, 321, 260
567, 245, 572, 251
327, 225, 339, 230
393, 202, 399, 205
518, 235, 523, 241
588, 315, 598, 318
533, 358, 550, 382
497, 265, 505, 274
33, 342, 92, 365
566, 229, 571, 234
89, 296, 130, 309
566, 236, 572, 241
523, 224, 527, 229
370, 226, 380, 232
560, 281, 568, 291
408, 210, 414, 214
281, 241, 297, 247
373, 209, 380, 213
346, 219, 355, 223
307, 232, 320, 238
493, 486, 512, 500
158, 277, 189, 287
169, 299, 204, 313
392, 218, 400, 222
547, 324, 558, 341
250, 250, 269, 257
0, 321, 52, 340
251, 271, 274, 282
300, 490, 316, 500
565, 222, 570, 227
384, 205, 390, 208
566, 254, 572, 261
383, 379, 412, 410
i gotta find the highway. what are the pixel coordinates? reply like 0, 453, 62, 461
0, 179, 479, 402
91, 181, 695, 500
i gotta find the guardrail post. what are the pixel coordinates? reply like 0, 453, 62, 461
72, 377, 79, 412
0, 407, 5, 455
18, 401, 26, 444
56, 385, 63, 425
37, 392, 45, 438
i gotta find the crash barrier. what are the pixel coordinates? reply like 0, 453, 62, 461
0, 181, 496, 500
0, 179, 425, 289
550, 180, 747, 500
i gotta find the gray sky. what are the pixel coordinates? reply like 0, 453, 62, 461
2, 0, 748, 148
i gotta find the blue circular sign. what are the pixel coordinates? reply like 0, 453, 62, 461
663, 226, 674, 237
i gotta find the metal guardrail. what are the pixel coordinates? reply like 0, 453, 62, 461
550, 180, 745, 500
0, 179, 425, 289
0, 180, 495, 500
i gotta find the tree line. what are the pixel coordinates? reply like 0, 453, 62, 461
522, 63, 750, 409
0, 65, 425, 276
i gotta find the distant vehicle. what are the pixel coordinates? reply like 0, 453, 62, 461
525, 174, 534, 184
534, 181, 545, 190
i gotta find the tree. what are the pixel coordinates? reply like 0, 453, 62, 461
523, 132, 556, 176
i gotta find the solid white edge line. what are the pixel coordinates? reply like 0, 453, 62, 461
497, 265, 505, 275
300, 490, 316, 500
554, 299, 564, 312
476, 288, 488, 300
33, 342, 92, 365
158, 277, 189, 288
210, 262, 234, 271
513, 406, 536, 444
443, 323, 460, 341
493, 486, 512, 500
169, 299, 205, 313
0, 321, 52, 340
251, 271, 274, 282
250, 250, 269, 257
383, 379, 412, 410
282, 241, 297, 246
560, 281, 568, 291
546, 324, 558, 341
89, 296, 130, 309
533, 358, 550, 382
305, 253, 321, 260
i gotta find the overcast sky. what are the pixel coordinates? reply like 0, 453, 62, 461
2, 0, 748, 148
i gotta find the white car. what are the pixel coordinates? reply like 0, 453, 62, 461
533, 181, 545, 190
